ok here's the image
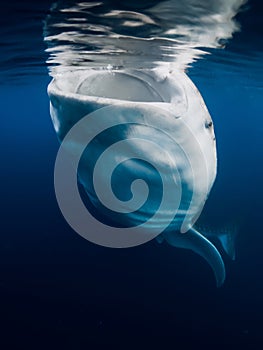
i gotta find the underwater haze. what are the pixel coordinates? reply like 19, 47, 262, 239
1, 0, 263, 348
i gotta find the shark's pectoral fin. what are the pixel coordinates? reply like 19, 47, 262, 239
216, 229, 237, 261
164, 228, 226, 287
196, 224, 238, 261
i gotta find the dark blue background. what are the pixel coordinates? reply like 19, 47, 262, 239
0, 0, 263, 348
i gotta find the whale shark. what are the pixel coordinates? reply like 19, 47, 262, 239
45, 0, 245, 286
48, 67, 231, 286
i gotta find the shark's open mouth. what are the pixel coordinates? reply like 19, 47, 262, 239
76, 71, 165, 102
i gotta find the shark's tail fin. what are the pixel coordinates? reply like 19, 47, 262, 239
196, 223, 239, 261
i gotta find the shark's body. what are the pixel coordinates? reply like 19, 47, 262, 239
48, 68, 228, 286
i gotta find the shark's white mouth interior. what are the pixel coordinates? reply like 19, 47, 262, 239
75, 72, 165, 103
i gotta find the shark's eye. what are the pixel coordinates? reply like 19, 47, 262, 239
205, 120, 213, 129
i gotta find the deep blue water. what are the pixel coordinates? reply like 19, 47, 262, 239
1, 0, 263, 348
